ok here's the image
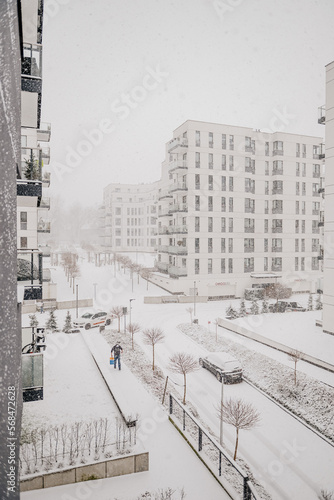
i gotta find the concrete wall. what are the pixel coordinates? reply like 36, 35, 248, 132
21, 298, 93, 314
20, 452, 149, 492
144, 295, 208, 304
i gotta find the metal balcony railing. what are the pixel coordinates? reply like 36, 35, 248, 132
167, 137, 188, 153
37, 220, 51, 233
168, 160, 188, 171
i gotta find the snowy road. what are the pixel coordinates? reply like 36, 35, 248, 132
135, 303, 334, 500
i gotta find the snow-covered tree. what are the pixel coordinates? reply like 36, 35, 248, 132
265, 283, 291, 304
226, 304, 238, 319
127, 322, 141, 350
261, 298, 269, 314
217, 397, 261, 460
186, 307, 193, 324
168, 352, 198, 404
250, 299, 259, 315
288, 349, 304, 385
63, 311, 72, 333
45, 310, 58, 332
308, 293, 313, 311
110, 305, 124, 333
142, 327, 165, 371
29, 314, 39, 328
316, 293, 323, 310
239, 299, 247, 317
24, 155, 39, 180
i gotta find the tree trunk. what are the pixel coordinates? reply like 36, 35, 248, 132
234, 428, 239, 460
183, 373, 187, 404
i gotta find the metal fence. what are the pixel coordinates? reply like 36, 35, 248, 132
169, 394, 260, 500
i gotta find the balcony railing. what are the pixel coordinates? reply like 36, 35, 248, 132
17, 179, 42, 198
22, 43, 42, 78
272, 246, 283, 252
18, 250, 42, 284
37, 122, 51, 143
169, 182, 188, 193
168, 265, 187, 277
168, 160, 188, 171
21, 148, 42, 181
318, 213, 324, 227
169, 203, 188, 213
313, 143, 325, 160
167, 225, 188, 234
272, 168, 283, 176
158, 208, 172, 217
158, 189, 172, 200
37, 220, 51, 233
273, 148, 284, 156
318, 105, 326, 125
42, 269, 51, 282
272, 227, 283, 233
244, 227, 255, 233
39, 197, 50, 209
40, 246, 51, 257
156, 261, 169, 273
168, 245, 188, 255
40, 146, 50, 165
167, 137, 188, 153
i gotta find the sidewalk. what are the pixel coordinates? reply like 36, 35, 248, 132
21, 330, 230, 499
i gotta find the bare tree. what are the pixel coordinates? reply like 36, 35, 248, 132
217, 397, 261, 460
288, 349, 304, 385
319, 490, 334, 500
168, 352, 198, 404
127, 322, 141, 350
110, 305, 124, 333
186, 307, 193, 324
142, 327, 165, 371
214, 317, 220, 342
264, 283, 292, 305
141, 268, 152, 290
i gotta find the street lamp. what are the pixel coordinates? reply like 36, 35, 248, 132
193, 281, 197, 318
93, 283, 97, 302
76, 284, 79, 319
220, 376, 224, 446
129, 298, 135, 327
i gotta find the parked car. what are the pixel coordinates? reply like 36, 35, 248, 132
199, 352, 243, 383
73, 310, 114, 330
269, 301, 306, 313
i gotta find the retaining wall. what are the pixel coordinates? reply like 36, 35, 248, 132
144, 296, 208, 304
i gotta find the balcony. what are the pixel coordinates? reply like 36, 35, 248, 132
169, 182, 188, 193
18, 250, 43, 285
156, 226, 169, 235
167, 225, 188, 234
271, 264, 282, 272
272, 168, 283, 176
158, 208, 172, 217
22, 43, 42, 78
313, 143, 325, 160
40, 146, 50, 165
156, 261, 169, 273
168, 160, 188, 172
244, 226, 255, 233
22, 353, 44, 402
169, 203, 188, 213
244, 247, 254, 253
40, 246, 51, 257
39, 197, 50, 209
168, 245, 188, 255
37, 220, 51, 233
167, 137, 188, 153
21, 148, 42, 181
17, 179, 42, 198
37, 122, 51, 142
23, 285, 43, 301
245, 206, 255, 214
318, 212, 324, 227
168, 265, 187, 278
273, 148, 284, 156
318, 105, 326, 125
42, 268, 51, 282
157, 245, 168, 253
158, 189, 172, 200
42, 172, 51, 187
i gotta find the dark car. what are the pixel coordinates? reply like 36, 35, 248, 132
269, 301, 306, 313
199, 352, 243, 383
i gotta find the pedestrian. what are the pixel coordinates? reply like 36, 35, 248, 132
40, 301, 44, 314
111, 341, 123, 370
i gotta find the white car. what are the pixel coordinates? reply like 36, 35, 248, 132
199, 352, 243, 383
73, 311, 113, 330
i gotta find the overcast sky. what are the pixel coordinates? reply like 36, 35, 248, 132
41, 0, 334, 207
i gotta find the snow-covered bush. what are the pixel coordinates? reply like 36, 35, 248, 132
63, 310, 72, 333
250, 299, 259, 315
239, 299, 247, 317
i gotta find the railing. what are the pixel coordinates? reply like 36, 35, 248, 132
158, 208, 172, 217
272, 148, 284, 156
167, 225, 188, 234
37, 220, 51, 232
168, 265, 187, 277
169, 394, 260, 500
168, 245, 188, 255
169, 203, 188, 213
21, 148, 42, 181
168, 160, 188, 171
156, 262, 169, 273
158, 189, 172, 200
39, 197, 50, 209
37, 122, 51, 142
167, 137, 188, 152
169, 182, 188, 192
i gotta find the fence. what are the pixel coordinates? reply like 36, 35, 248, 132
169, 394, 260, 500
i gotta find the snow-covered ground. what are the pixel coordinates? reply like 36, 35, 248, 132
21, 253, 334, 499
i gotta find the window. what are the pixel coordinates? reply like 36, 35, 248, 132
301, 220, 305, 233
229, 197, 233, 212
20, 237, 27, 248
295, 220, 299, 233
272, 219, 283, 233
208, 217, 213, 232
264, 257, 268, 271
245, 198, 255, 213
264, 219, 268, 233
273, 160, 283, 175
115, 207, 122, 215
313, 164, 320, 178
115, 218, 121, 225
195, 259, 199, 274
229, 135, 234, 150
209, 132, 213, 148
312, 202, 320, 215
229, 177, 234, 191
301, 239, 305, 251
265, 181, 269, 195
245, 178, 255, 193
302, 182, 306, 196
20, 211, 27, 230
312, 257, 319, 270
228, 258, 233, 273
301, 257, 305, 271
265, 199, 269, 214
312, 239, 319, 252
295, 239, 299, 252
302, 144, 306, 158
302, 163, 306, 177
245, 157, 255, 174
265, 142, 269, 156
296, 143, 300, 157
195, 195, 200, 210
245, 136, 255, 153
221, 238, 226, 252
222, 134, 226, 149
272, 257, 282, 271
228, 218, 233, 232
195, 152, 200, 168
221, 197, 226, 212
221, 217, 226, 232
208, 238, 213, 253
245, 218, 255, 233
228, 238, 233, 253
272, 200, 283, 214
296, 201, 299, 214
244, 257, 254, 273
273, 141, 283, 155
221, 154, 226, 170
272, 238, 282, 252
208, 175, 213, 190
195, 130, 200, 147
312, 183, 320, 196
221, 176, 226, 191
229, 156, 234, 171
273, 180, 283, 194
221, 258, 226, 273
209, 153, 213, 169
295, 257, 299, 271
208, 258, 213, 274
195, 174, 200, 190
264, 239, 268, 252
296, 162, 300, 176
195, 216, 200, 232
208, 196, 213, 212
195, 238, 200, 253
265, 161, 269, 175
244, 238, 254, 252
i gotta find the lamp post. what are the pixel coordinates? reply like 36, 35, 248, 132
193, 281, 197, 318
220, 376, 224, 446
129, 298, 135, 327
76, 284, 79, 319
93, 283, 97, 302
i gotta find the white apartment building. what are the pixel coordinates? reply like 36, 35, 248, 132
322, 60, 334, 335
100, 182, 160, 252
152, 120, 324, 298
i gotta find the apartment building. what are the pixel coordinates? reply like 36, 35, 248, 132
18, 0, 55, 304
100, 182, 159, 252
152, 120, 324, 298
322, 61, 334, 335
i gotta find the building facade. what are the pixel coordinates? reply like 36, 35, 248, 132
152, 120, 324, 298
100, 182, 159, 253
322, 61, 334, 335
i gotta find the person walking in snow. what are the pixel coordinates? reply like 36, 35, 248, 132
111, 342, 123, 370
